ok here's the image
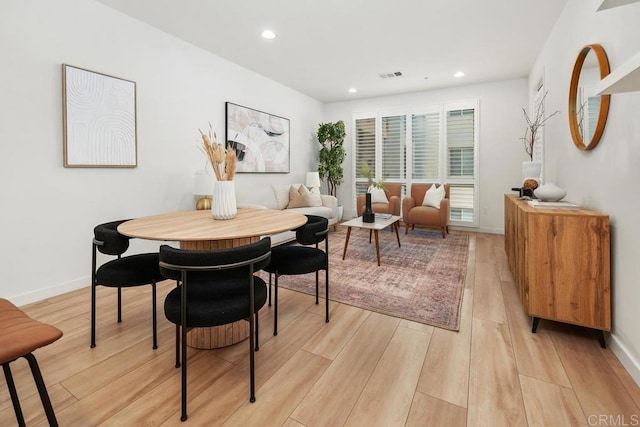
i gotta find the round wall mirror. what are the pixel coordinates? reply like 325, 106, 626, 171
568, 44, 611, 150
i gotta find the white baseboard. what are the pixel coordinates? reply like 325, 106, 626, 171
11, 276, 89, 306
476, 226, 504, 235
451, 225, 504, 235
608, 333, 640, 386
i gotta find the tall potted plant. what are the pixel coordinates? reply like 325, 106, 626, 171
317, 121, 346, 197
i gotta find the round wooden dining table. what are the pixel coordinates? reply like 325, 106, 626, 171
118, 207, 307, 349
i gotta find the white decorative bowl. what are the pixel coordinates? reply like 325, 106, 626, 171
534, 182, 566, 202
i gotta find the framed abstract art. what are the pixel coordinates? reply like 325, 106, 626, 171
62, 64, 137, 167
225, 102, 290, 173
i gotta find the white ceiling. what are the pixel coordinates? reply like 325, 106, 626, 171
95, 0, 568, 103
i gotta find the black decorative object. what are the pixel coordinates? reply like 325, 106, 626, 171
362, 193, 375, 223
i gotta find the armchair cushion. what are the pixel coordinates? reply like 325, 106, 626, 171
369, 187, 389, 204
422, 183, 445, 208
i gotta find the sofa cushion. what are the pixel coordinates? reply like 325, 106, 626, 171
287, 205, 334, 219
422, 184, 445, 209
272, 184, 295, 210
287, 185, 322, 208
236, 185, 279, 210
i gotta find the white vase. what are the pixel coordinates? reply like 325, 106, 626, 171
534, 182, 566, 202
211, 181, 237, 220
522, 160, 542, 183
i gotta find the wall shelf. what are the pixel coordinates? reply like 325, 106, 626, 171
598, 0, 640, 11
596, 51, 640, 94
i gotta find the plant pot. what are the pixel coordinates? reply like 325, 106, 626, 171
336, 205, 344, 222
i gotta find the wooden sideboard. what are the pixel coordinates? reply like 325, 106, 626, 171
504, 194, 611, 346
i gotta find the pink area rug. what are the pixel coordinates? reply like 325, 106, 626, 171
275, 227, 469, 331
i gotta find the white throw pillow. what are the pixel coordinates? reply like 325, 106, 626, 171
368, 186, 389, 204
422, 184, 445, 209
287, 185, 322, 208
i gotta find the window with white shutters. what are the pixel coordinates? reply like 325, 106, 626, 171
381, 115, 406, 181
447, 109, 475, 178
354, 116, 376, 195
412, 112, 439, 180
449, 184, 475, 222
446, 106, 477, 225
352, 101, 478, 227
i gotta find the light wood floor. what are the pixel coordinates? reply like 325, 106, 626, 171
2, 232, 639, 426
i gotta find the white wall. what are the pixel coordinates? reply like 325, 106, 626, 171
530, 0, 640, 382
0, 0, 323, 304
323, 79, 529, 233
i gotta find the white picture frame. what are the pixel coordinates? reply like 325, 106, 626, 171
62, 64, 137, 167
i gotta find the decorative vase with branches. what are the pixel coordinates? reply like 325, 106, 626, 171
199, 124, 238, 219
521, 91, 559, 161
317, 121, 346, 198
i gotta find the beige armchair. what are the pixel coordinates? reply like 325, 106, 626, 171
402, 183, 450, 238
356, 183, 403, 217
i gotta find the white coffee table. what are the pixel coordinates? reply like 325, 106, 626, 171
340, 215, 401, 266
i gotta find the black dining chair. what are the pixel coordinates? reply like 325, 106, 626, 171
159, 237, 271, 422
91, 220, 165, 349
264, 215, 329, 336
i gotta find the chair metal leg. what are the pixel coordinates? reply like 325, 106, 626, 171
174, 325, 180, 368
25, 353, 59, 427
152, 282, 158, 349
180, 325, 188, 422
315, 271, 319, 304
255, 312, 260, 351
117, 287, 122, 323
3, 363, 26, 427
268, 273, 272, 306
326, 271, 330, 323
325, 236, 330, 323
180, 271, 188, 422
249, 310, 256, 403
90, 283, 97, 348
273, 274, 279, 336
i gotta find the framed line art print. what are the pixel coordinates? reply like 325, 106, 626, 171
225, 102, 290, 173
62, 64, 137, 167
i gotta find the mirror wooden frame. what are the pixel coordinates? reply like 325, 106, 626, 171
568, 44, 611, 151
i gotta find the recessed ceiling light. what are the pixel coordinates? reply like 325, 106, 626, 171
261, 30, 276, 40
454, 71, 465, 78
348, 88, 357, 93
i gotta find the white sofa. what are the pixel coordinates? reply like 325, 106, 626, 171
236, 183, 338, 245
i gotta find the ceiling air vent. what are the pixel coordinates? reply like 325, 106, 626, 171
378, 71, 403, 79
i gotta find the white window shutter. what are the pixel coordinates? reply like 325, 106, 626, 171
355, 117, 376, 185
381, 115, 406, 180
412, 112, 439, 180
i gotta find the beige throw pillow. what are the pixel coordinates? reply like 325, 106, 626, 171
422, 184, 445, 209
287, 184, 322, 208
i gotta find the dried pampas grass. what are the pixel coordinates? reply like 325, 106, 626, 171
199, 124, 237, 181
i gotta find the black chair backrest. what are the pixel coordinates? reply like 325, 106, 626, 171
296, 215, 328, 246
158, 237, 272, 282
94, 220, 130, 255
